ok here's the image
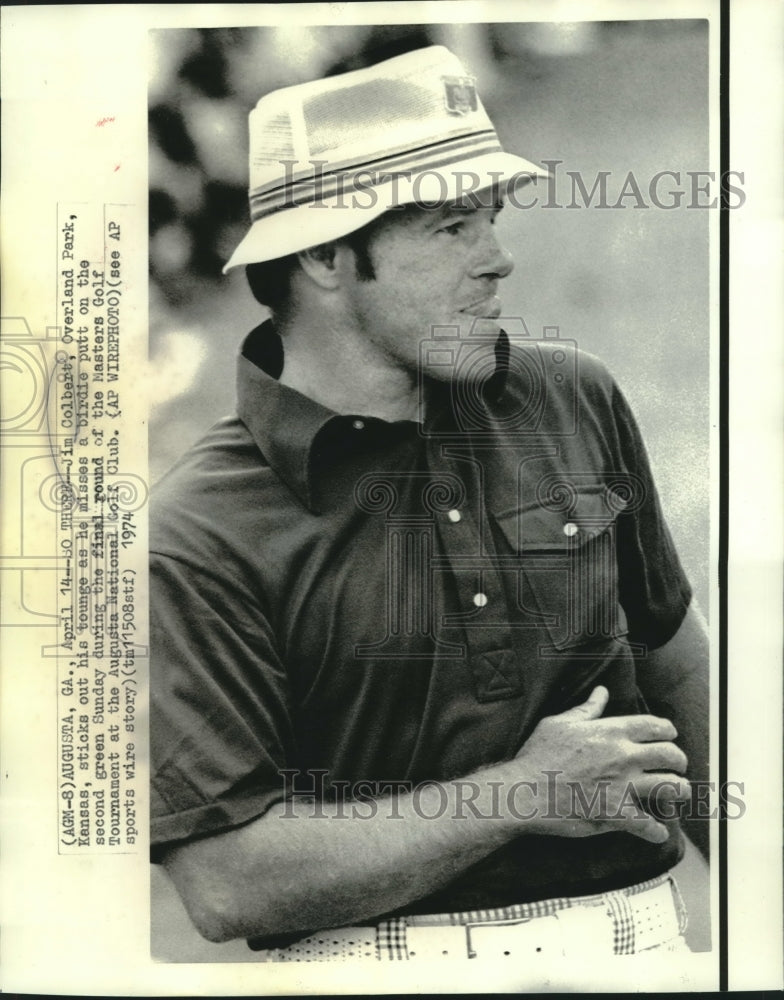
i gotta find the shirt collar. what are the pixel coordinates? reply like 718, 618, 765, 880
236, 321, 511, 513
237, 323, 338, 511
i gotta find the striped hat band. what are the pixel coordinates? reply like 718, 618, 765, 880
249, 129, 504, 220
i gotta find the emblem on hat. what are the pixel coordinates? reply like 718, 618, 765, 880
442, 74, 478, 116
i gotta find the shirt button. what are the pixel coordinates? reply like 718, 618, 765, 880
563, 522, 579, 537
352, 419, 365, 430
473, 592, 488, 608
447, 509, 462, 523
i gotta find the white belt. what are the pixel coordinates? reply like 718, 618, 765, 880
259, 873, 688, 961
405, 881, 684, 960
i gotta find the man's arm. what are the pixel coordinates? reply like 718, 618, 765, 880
637, 601, 710, 858
162, 687, 689, 943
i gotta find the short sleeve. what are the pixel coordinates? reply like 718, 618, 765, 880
610, 381, 693, 649
149, 550, 295, 859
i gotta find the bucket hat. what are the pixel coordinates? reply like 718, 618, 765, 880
224, 45, 547, 271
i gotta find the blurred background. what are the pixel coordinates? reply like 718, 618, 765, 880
148, 19, 712, 959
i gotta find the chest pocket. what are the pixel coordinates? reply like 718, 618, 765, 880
493, 489, 629, 654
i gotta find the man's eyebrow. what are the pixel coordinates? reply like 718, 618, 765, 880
421, 198, 505, 228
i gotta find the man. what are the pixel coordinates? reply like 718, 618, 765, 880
150, 45, 709, 959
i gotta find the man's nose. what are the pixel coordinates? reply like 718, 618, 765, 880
469, 226, 514, 279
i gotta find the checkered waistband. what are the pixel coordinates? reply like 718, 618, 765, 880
261, 873, 688, 961
376, 873, 687, 959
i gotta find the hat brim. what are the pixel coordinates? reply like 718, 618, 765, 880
223, 152, 549, 272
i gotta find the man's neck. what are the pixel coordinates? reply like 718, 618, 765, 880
275, 313, 423, 423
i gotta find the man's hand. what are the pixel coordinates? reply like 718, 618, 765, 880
162, 684, 690, 942
510, 685, 690, 844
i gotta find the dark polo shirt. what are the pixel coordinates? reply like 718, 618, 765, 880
150, 321, 691, 917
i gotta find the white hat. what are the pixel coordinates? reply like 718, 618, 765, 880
224, 45, 547, 271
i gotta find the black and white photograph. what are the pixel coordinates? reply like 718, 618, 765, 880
0, 2, 782, 996
148, 16, 714, 968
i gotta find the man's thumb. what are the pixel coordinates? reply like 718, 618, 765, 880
559, 685, 609, 721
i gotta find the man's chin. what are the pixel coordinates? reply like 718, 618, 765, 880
420, 336, 500, 388
454, 313, 503, 341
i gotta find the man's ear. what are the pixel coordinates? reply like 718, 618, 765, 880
297, 242, 343, 290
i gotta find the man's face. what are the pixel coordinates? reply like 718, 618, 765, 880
343, 198, 514, 384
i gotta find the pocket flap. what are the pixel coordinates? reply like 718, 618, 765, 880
494, 489, 618, 554
492, 490, 629, 650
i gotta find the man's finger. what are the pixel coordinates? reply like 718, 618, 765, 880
557, 685, 609, 721
622, 814, 671, 845
628, 741, 688, 774
635, 775, 692, 804
617, 713, 678, 743
613, 775, 691, 822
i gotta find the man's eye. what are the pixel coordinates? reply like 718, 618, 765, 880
438, 222, 464, 236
